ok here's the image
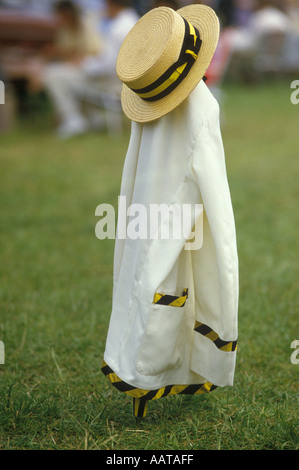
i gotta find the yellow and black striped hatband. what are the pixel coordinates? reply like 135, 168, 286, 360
116, 5, 220, 123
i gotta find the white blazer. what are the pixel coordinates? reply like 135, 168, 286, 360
102, 80, 239, 399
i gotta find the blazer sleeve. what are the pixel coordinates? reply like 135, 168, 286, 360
189, 109, 239, 387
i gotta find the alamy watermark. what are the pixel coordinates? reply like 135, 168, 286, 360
0, 341, 4, 365
95, 196, 203, 250
0, 81, 4, 105
290, 80, 299, 105
290, 340, 299, 365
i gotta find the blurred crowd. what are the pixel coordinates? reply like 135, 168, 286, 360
0, 0, 298, 136
0, 0, 140, 136
202, 1, 299, 88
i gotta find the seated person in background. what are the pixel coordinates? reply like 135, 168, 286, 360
44, 0, 139, 138
48, 0, 102, 63
83, 0, 140, 78
249, 0, 291, 35
26, 0, 101, 92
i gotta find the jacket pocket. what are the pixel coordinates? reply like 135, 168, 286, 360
137, 289, 188, 376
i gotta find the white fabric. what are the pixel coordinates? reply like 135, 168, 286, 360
103, 80, 239, 389
44, 62, 87, 126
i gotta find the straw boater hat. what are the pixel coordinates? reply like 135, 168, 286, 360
116, 4, 220, 123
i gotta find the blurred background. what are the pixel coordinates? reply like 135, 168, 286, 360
0, 0, 299, 134
0, 0, 298, 450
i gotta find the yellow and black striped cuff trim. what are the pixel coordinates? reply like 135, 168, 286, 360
153, 288, 188, 308
194, 321, 238, 352
101, 361, 217, 401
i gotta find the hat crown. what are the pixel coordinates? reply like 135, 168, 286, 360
118, 4, 220, 123
116, 7, 186, 91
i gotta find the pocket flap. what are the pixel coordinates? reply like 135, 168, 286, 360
153, 288, 188, 308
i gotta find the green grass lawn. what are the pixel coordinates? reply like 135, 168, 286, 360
0, 80, 298, 450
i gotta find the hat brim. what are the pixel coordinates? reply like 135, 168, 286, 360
120, 4, 220, 123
